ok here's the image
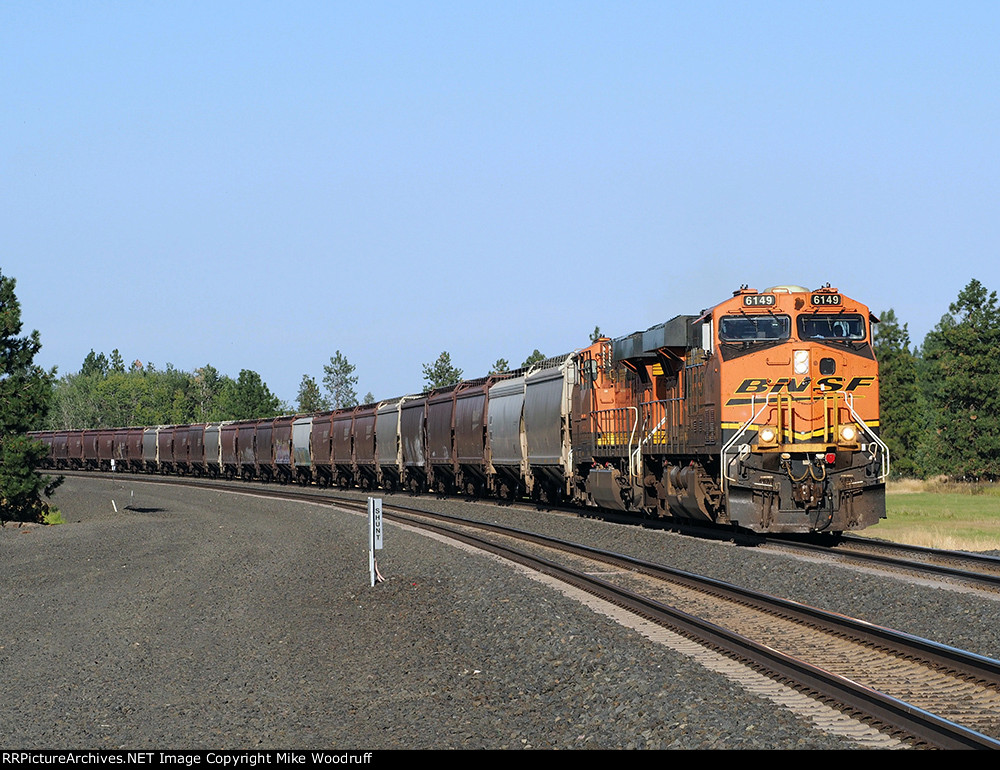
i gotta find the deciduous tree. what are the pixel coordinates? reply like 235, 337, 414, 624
193, 364, 228, 422
216, 369, 283, 421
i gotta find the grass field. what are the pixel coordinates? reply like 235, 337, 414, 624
866, 480, 1000, 552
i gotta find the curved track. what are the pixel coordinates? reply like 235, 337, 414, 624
377, 503, 1000, 749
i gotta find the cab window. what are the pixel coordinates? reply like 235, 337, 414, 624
797, 315, 866, 341
718, 315, 790, 342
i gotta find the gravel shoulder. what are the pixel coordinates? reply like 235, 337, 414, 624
5, 476, 993, 750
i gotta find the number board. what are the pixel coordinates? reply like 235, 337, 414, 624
810, 294, 842, 306
743, 294, 776, 307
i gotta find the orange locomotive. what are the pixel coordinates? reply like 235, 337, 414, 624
572, 284, 888, 533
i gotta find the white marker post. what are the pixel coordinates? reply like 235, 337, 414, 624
368, 497, 383, 587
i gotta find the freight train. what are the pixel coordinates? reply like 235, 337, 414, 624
31, 284, 889, 534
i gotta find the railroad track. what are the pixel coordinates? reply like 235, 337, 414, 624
368, 503, 1000, 749
65, 472, 1000, 748
477, 495, 1000, 595
766, 534, 1000, 593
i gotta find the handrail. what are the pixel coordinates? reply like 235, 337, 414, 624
635, 407, 669, 479
721, 393, 779, 493
843, 393, 891, 482
621, 408, 640, 480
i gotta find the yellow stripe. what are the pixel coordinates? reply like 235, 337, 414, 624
721, 422, 881, 438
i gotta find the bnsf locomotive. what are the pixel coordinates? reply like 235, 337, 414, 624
33, 284, 888, 534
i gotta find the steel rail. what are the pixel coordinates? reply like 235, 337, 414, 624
839, 533, 1000, 568
385, 506, 1000, 685
768, 535, 1000, 591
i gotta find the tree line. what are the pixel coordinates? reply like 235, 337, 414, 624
44, 346, 567, 430
875, 278, 1000, 481
46, 356, 285, 430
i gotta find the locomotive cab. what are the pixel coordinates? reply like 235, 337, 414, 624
715, 285, 888, 533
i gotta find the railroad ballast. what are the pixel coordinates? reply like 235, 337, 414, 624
33, 284, 888, 534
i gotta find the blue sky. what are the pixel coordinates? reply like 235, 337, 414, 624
3, 2, 998, 406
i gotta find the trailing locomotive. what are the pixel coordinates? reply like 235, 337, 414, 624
32, 284, 888, 534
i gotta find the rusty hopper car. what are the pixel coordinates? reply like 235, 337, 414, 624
426, 385, 458, 492
353, 404, 379, 489
453, 378, 496, 497
309, 411, 335, 486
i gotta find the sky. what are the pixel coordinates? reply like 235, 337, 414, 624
3, 2, 999, 407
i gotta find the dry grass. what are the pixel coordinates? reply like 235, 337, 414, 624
868, 479, 1000, 552
887, 477, 1000, 496
885, 479, 927, 495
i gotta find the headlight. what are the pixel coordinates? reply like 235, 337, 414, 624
838, 424, 858, 444
793, 349, 810, 375
758, 426, 777, 445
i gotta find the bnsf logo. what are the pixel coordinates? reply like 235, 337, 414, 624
735, 376, 875, 394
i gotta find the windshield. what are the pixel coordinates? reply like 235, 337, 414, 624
797, 314, 866, 341
718, 314, 790, 342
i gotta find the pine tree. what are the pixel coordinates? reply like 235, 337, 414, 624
872, 309, 924, 477
296, 374, 330, 413
521, 349, 545, 368
323, 351, 359, 409
422, 351, 463, 389
921, 279, 1000, 479
80, 349, 109, 377
0, 271, 61, 520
